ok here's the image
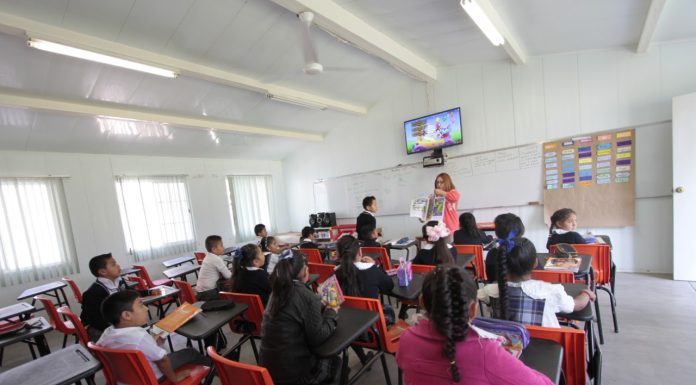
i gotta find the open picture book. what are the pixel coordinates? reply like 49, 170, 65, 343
409, 195, 445, 222
150, 302, 201, 337
317, 275, 344, 308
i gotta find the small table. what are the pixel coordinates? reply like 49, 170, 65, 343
388, 273, 426, 301
175, 302, 248, 354
222, 247, 238, 256
119, 266, 141, 277
537, 253, 593, 286
141, 286, 181, 306
313, 307, 381, 385
0, 302, 35, 322
162, 264, 201, 282
454, 253, 476, 267
0, 344, 101, 385
0, 317, 52, 359
383, 239, 417, 260
558, 283, 597, 355
17, 281, 70, 310
162, 255, 195, 268
520, 338, 564, 385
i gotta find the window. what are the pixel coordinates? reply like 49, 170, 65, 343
0, 178, 78, 287
115, 175, 196, 262
227, 175, 275, 242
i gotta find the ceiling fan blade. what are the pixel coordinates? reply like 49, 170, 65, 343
322, 66, 367, 73
298, 12, 319, 66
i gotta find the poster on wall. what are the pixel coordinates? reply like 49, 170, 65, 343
542, 128, 635, 227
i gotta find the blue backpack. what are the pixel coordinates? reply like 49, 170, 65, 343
471, 317, 530, 357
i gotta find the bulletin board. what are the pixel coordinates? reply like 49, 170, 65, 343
543, 128, 635, 227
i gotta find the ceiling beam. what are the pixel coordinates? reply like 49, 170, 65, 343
636, 0, 668, 53
270, 0, 438, 82
0, 11, 367, 115
0, 88, 324, 142
471, 0, 527, 65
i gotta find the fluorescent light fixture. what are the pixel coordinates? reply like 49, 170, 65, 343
460, 0, 505, 46
266, 94, 327, 111
209, 128, 220, 144
27, 38, 178, 78
97, 116, 171, 138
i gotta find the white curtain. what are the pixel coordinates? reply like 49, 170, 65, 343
0, 178, 78, 287
227, 175, 275, 242
115, 175, 196, 262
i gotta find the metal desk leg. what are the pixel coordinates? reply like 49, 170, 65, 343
34, 334, 51, 356
339, 348, 350, 385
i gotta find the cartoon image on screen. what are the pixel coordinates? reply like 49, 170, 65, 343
404, 108, 462, 154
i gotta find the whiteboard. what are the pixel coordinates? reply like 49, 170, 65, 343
314, 143, 543, 219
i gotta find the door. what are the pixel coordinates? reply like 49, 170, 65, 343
672, 92, 696, 280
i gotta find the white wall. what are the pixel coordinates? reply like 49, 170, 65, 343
284, 39, 696, 275
0, 150, 288, 307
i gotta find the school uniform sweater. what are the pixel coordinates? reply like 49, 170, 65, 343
335, 262, 394, 299
453, 229, 492, 245
299, 239, 320, 249
233, 267, 271, 306
412, 245, 458, 266
80, 277, 142, 331
356, 211, 377, 241
546, 230, 587, 251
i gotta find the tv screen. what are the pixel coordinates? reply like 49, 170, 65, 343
404, 107, 462, 155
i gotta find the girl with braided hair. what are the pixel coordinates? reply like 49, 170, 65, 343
397, 265, 553, 385
478, 237, 595, 328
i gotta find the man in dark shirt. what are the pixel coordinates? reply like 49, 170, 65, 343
356, 196, 379, 241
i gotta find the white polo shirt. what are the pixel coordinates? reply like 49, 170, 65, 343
196, 253, 232, 292
97, 326, 166, 380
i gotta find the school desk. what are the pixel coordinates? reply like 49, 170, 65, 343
175, 301, 248, 354
454, 252, 476, 267
17, 281, 70, 310
119, 266, 142, 277
388, 273, 426, 302
0, 302, 35, 322
520, 338, 563, 385
313, 307, 381, 385
0, 344, 100, 385
0, 317, 52, 362
162, 254, 195, 268
558, 283, 599, 360
162, 264, 200, 282
383, 238, 417, 260
537, 253, 594, 287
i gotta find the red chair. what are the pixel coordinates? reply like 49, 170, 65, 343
453, 244, 486, 283
171, 279, 197, 304
307, 263, 335, 287
125, 276, 175, 319
531, 270, 576, 284
56, 306, 89, 346
219, 292, 263, 363
194, 252, 206, 265
62, 277, 83, 304
409, 264, 436, 274
343, 295, 410, 385
360, 247, 392, 270
297, 248, 323, 264
526, 325, 587, 385
88, 342, 210, 385
330, 224, 357, 240
207, 346, 274, 385
133, 264, 172, 288
34, 295, 78, 348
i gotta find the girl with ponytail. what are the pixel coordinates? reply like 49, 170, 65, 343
412, 221, 457, 265
231, 243, 271, 306
478, 237, 596, 328
334, 235, 393, 299
259, 250, 340, 385
397, 265, 553, 385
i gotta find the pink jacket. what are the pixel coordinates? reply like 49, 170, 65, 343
396, 320, 553, 385
442, 189, 460, 233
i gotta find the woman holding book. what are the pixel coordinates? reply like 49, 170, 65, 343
432, 173, 460, 234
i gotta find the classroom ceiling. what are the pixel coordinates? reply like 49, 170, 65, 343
0, 0, 693, 160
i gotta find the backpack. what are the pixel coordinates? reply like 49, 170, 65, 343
471, 317, 530, 357
554, 243, 578, 258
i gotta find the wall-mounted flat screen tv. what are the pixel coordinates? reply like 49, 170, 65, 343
404, 107, 462, 155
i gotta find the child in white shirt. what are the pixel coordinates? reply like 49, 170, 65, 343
196, 235, 232, 296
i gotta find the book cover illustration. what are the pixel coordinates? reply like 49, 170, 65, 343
544, 257, 581, 273
317, 275, 344, 307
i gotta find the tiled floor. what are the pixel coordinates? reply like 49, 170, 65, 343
1, 273, 695, 384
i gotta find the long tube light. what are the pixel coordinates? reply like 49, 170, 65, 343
27, 38, 178, 78
460, 0, 505, 46
266, 94, 327, 111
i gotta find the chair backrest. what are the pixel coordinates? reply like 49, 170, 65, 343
297, 248, 323, 264
219, 292, 264, 337
342, 295, 402, 354
359, 247, 391, 270
531, 270, 576, 284
57, 306, 89, 346
549, 244, 612, 285
526, 325, 587, 385
194, 252, 206, 265
62, 277, 83, 304
34, 295, 75, 334
132, 265, 156, 288
410, 264, 436, 274
171, 279, 197, 304
330, 224, 357, 241
453, 244, 486, 281
87, 342, 160, 385
307, 263, 335, 285
125, 275, 149, 291
207, 346, 274, 385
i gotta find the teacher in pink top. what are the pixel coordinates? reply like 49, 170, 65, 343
434, 172, 460, 233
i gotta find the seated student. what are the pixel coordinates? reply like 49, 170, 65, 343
98, 291, 210, 383
356, 196, 379, 241
195, 235, 232, 300
81, 253, 145, 342
231, 244, 272, 306
259, 251, 340, 385
478, 237, 595, 328
412, 221, 457, 266
358, 224, 382, 248
298, 226, 319, 249
485, 213, 525, 283
254, 223, 268, 245
546, 208, 590, 250
397, 266, 553, 385
260, 236, 282, 274
335, 235, 393, 300
453, 212, 493, 245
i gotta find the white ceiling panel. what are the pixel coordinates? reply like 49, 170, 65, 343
116, 0, 197, 52
0, 0, 68, 25
61, 0, 134, 42
653, 0, 696, 42
0, 107, 34, 150
0, 35, 50, 90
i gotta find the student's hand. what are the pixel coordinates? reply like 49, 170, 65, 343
154, 334, 167, 346
581, 289, 596, 301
